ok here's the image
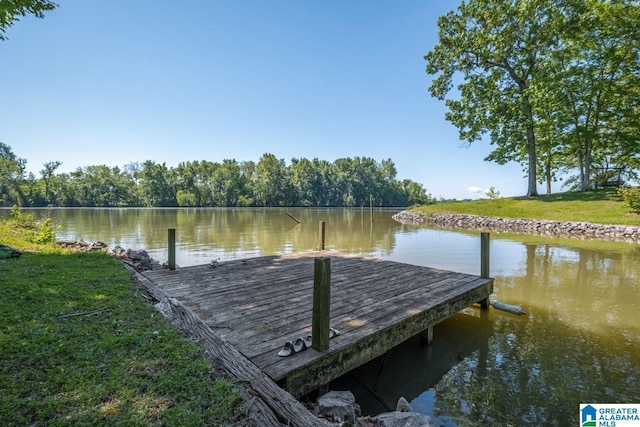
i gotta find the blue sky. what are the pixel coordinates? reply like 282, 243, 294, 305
1, 0, 544, 200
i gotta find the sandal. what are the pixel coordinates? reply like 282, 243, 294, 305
277, 341, 295, 357
293, 337, 307, 353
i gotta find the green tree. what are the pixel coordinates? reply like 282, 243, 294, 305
47, 172, 75, 206
21, 171, 41, 206
237, 161, 256, 206
211, 159, 243, 206
426, 0, 577, 197
174, 161, 206, 206
291, 158, 320, 207
138, 161, 176, 207
0, 143, 27, 206
39, 160, 61, 205
333, 158, 356, 207
254, 153, 290, 207
485, 186, 501, 199
0, 0, 58, 40
68, 165, 132, 207
123, 162, 143, 206
401, 179, 432, 206
548, 0, 640, 191
176, 189, 197, 207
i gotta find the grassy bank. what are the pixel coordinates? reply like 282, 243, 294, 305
412, 189, 640, 226
0, 217, 245, 426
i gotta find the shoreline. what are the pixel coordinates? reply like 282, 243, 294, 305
392, 210, 640, 243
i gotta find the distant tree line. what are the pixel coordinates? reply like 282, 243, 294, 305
0, 144, 433, 208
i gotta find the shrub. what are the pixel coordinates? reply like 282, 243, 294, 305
36, 218, 56, 244
10, 204, 21, 221
485, 187, 502, 199
6, 205, 56, 244
618, 186, 640, 213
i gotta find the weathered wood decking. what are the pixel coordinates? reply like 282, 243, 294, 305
142, 250, 493, 398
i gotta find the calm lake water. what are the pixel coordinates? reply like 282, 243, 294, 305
5, 208, 640, 426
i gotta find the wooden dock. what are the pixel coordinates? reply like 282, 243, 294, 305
142, 250, 493, 398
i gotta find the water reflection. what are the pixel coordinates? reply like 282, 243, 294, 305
6, 208, 405, 265
3, 208, 639, 426
430, 302, 640, 426
336, 232, 640, 426
330, 310, 493, 426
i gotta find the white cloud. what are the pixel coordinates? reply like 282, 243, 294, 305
467, 186, 483, 194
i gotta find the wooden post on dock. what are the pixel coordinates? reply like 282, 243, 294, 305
318, 221, 325, 250
312, 257, 331, 351
481, 232, 490, 278
479, 232, 490, 308
168, 228, 176, 271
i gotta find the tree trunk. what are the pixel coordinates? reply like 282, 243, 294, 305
578, 150, 585, 190
581, 137, 592, 191
523, 95, 538, 197
546, 162, 552, 194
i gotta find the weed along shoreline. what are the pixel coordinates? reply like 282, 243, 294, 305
393, 210, 640, 242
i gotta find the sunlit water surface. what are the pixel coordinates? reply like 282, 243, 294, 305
5, 208, 639, 426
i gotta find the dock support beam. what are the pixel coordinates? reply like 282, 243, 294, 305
312, 257, 331, 351
168, 228, 176, 271
420, 326, 434, 346
318, 221, 325, 250
479, 232, 490, 308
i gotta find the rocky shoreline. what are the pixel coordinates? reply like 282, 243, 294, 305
313, 391, 434, 426
55, 238, 165, 271
392, 210, 640, 243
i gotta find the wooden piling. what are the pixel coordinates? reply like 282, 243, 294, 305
318, 221, 325, 250
369, 196, 374, 223
479, 232, 490, 308
168, 228, 176, 271
420, 326, 434, 346
312, 257, 331, 351
481, 232, 490, 278
285, 211, 301, 224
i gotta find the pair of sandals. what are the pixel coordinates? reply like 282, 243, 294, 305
277, 328, 340, 357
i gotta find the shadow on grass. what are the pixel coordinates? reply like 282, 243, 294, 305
515, 189, 621, 203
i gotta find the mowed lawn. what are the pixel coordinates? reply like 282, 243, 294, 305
413, 189, 640, 226
0, 244, 245, 426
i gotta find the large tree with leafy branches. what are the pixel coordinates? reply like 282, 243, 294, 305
0, 142, 27, 205
425, 0, 580, 197
547, 0, 640, 190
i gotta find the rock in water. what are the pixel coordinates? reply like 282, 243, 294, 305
317, 390, 360, 423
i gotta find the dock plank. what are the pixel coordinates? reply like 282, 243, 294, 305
142, 250, 493, 398
231, 272, 473, 357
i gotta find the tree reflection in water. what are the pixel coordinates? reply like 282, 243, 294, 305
335, 238, 640, 427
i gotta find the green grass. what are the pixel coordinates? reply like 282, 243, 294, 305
413, 189, 640, 226
0, 220, 245, 426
